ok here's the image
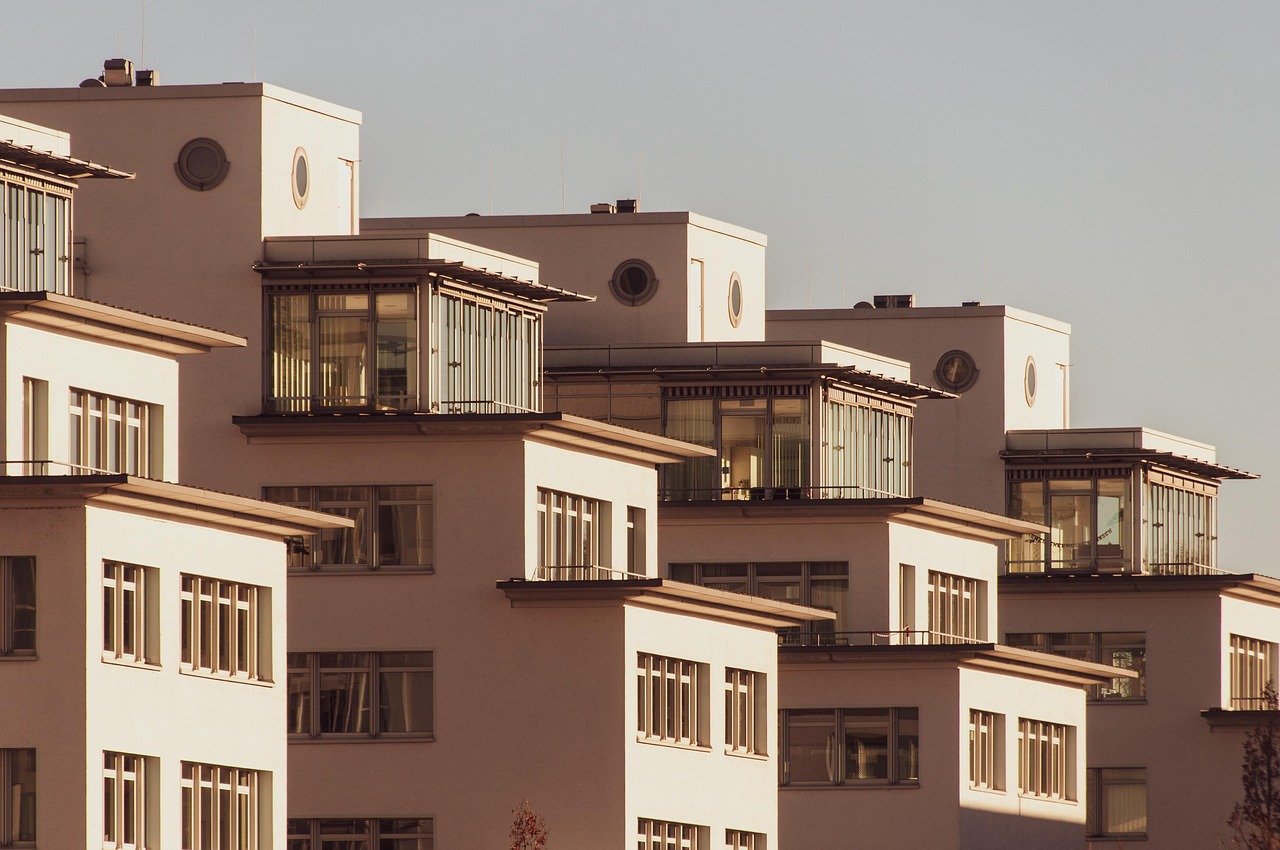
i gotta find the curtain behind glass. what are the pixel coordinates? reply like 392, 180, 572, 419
269, 294, 311, 413
663, 398, 717, 498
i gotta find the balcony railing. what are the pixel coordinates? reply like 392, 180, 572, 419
439, 399, 540, 415
1, 460, 129, 477
780, 627, 987, 647
1004, 560, 1229, 578
659, 484, 908, 502
1231, 695, 1279, 711
532, 565, 650, 582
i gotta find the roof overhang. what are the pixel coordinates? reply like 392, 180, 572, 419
497, 578, 835, 630
0, 138, 133, 180
0, 291, 245, 355
1001, 448, 1257, 481
546, 363, 953, 402
232, 411, 714, 465
779, 643, 1133, 688
1000, 572, 1280, 604
1201, 708, 1280, 729
0, 475, 350, 538
660, 497, 1046, 542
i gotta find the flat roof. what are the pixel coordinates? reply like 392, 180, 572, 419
0, 291, 245, 355
0, 475, 349, 538
497, 578, 833, 629
1003, 427, 1257, 480
232, 411, 715, 466
1001, 572, 1280, 605
0, 137, 132, 180
660, 497, 1046, 542
767, 303, 1071, 335
363, 210, 768, 247
779, 642, 1133, 688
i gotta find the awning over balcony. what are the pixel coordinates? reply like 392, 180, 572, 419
0, 138, 133, 180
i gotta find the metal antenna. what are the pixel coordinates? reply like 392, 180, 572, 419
139, 0, 146, 68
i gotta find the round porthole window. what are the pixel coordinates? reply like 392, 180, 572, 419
935, 350, 978, 392
728, 273, 744, 328
174, 138, 230, 191
291, 147, 310, 209
609, 259, 659, 306
1024, 356, 1038, 407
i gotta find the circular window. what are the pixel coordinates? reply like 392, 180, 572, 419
174, 138, 230, 191
727, 273, 744, 328
935, 350, 978, 392
1024, 356, 1038, 407
291, 147, 310, 209
609, 259, 659, 306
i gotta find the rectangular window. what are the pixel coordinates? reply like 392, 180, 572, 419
638, 818, 706, 850
264, 485, 434, 572
432, 286, 543, 414
637, 653, 707, 748
537, 488, 605, 576
724, 668, 766, 756
22, 378, 47, 475
725, 830, 765, 850
103, 751, 150, 850
1, 175, 70, 294
287, 818, 434, 849
0, 749, 35, 846
1017, 718, 1074, 801
968, 709, 1004, 791
1087, 767, 1147, 838
179, 575, 269, 682
1007, 473, 1132, 573
627, 507, 646, 576
779, 708, 919, 786
1006, 632, 1146, 701
1230, 634, 1276, 709
669, 562, 848, 644
179, 763, 260, 850
103, 562, 157, 666
926, 571, 985, 643
0, 557, 35, 656
69, 390, 157, 477
288, 651, 434, 738
267, 286, 418, 413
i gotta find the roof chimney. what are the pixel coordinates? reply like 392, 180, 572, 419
103, 58, 134, 87
590, 203, 616, 214
135, 68, 158, 87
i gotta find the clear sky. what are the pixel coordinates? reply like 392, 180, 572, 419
9, 1, 1279, 571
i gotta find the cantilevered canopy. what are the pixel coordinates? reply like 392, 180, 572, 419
252, 258, 592, 304
1001, 447, 1258, 481
0, 139, 133, 180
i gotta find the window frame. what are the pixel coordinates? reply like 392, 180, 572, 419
0, 748, 35, 847
926, 570, 986, 643
103, 562, 158, 667
537, 488, 606, 576
637, 652, 708, 749
288, 650, 435, 740
968, 709, 1004, 792
179, 762, 260, 850
69, 389, 157, 477
1, 170, 72, 295
725, 830, 765, 850
1016, 717, 1075, 802
779, 707, 919, 787
264, 484, 435, 573
1086, 766, 1148, 839
103, 751, 150, 850
668, 562, 849, 643
1230, 634, 1277, 710
179, 575, 270, 683
286, 817, 434, 848
638, 818, 707, 850
724, 668, 767, 757
1007, 471, 1134, 573
1005, 631, 1146, 702
0, 556, 35, 657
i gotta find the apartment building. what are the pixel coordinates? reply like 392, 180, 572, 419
0, 115, 342, 848
0, 68, 831, 847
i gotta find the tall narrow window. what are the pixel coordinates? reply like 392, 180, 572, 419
180, 575, 269, 682
926, 571, 985, 643
103, 562, 157, 665
263, 485, 433, 572
21, 379, 47, 475
626, 507, 646, 576
968, 710, 1003, 791
0, 749, 35, 846
0, 557, 36, 656
536, 488, 606, 578
103, 751, 150, 850
724, 668, 766, 756
1230, 634, 1276, 709
637, 653, 707, 748
180, 763, 260, 850
288, 651, 433, 738
1017, 718, 1074, 801
68, 390, 157, 477
638, 818, 706, 850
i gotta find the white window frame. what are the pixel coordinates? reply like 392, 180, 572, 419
69, 389, 157, 477
103, 562, 157, 666
537, 488, 605, 574
926, 570, 985, 643
1230, 634, 1277, 709
724, 668, 766, 756
637, 653, 707, 748
968, 709, 1003, 791
0, 748, 35, 847
180, 763, 259, 850
103, 751, 149, 850
180, 575, 269, 683
1017, 718, 1074, 801
638, 818, 706, 850
725, 829, 765, 850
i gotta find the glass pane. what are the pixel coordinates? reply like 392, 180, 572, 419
378, 503, 432, 567
379, 670, 433, 734
1008, 481, 1046, 570
1096, 478, 1129, 566
318, 507, 367, 567
1048, 482, 1092, 568
11, 557, 36, 651
317, 315, 369, 407
896, 709, 919, 781
722, 414, 766, 493
786, 711, 837, 783
844, 709, 890, 780
269, 294, 312, 413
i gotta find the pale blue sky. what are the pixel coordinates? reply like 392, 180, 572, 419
10, 1, 1279, 570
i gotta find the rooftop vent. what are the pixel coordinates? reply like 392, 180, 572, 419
961, 300, 981, 307
873, 294, 915, 309
590, 203, 616, 214
103, 58, 134, 87
616, 198, 638, 213
135, 68, 158, 87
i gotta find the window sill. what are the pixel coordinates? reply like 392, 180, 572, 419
101, 655, 161, 672
1086, 836, 1147, 843
781, 782, 919, 790
179, 668, 274, 687
1090, 698, 1147, 706
724, 749, 769, 762
968, 784, 1006, 796
288, 734, 435, 744
0, 653, 37, 661
636, 737, 711, 753
1018, 794, 1077, 805
288, 567, 435, 576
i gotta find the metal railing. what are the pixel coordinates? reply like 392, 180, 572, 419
532, 565, 650, 582
1, 459, 127, 476
780, 627, 987, 648
1004, 560, 1229, 578
658, 484, 909, 502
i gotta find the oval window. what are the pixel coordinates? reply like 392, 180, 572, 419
292, 147, 310, 209
728, 273, 744, 327
174, 138, 230, 191
1024, 356, 1038, 407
